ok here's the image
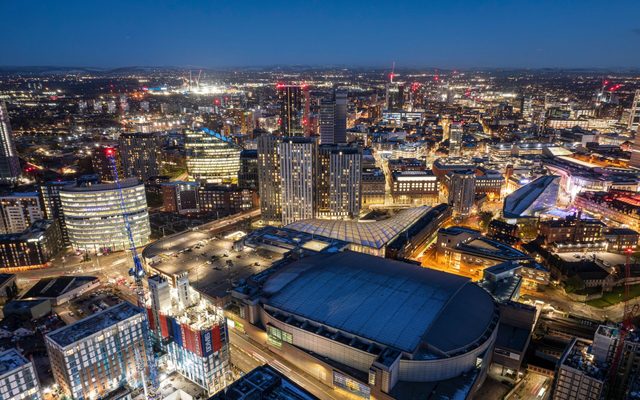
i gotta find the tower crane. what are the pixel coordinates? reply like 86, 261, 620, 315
104, 147, 159, 399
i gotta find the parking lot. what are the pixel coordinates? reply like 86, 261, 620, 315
54, 286, 126, 324
145, 232, 279, 300
555, 251, 627, 267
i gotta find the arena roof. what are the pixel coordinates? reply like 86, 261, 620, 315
262, 252, 497, 355
285, 207, 430, 249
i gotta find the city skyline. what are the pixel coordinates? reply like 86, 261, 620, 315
2, 0, 640, 69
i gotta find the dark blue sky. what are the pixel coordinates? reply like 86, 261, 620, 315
2, 0, 640, 68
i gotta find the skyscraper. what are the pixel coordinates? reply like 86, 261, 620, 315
238, 149, 258, 190
449, 122, 464, 156
448, 170, 476, 217
39, 181, 74, 244
279, 137, 316, 225
316, 144, 362, 219
319, 89, 348, 145
185, 128, 241, 183
257, 135, 282, 225
92, 145, 123, 182
0, 102, 20, 184
277, 84, 306, 136
118, 132, 163, 181
628, 89, 640, 132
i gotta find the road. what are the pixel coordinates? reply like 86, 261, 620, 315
229, 329, 347, 400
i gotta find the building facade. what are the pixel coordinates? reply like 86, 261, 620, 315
0, 102, 20, 185
0, 193, 44, 234
118, 132, 163, 181
319, 90, 347, 145
257, 135, 282, 225
0, 348, 41, 400
238, 149, 258, 190
59, 179, 150, 252
185, 128, 241, 183
316, 145, 361, 219
39, 181, 73, 244
279, 137, 316, 225
45, 302, 152, 400
0, 220, 63, 270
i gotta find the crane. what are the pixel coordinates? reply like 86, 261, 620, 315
104, 147, 159, 399
607, 247, 640, 398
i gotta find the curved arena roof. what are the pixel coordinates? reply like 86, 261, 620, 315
285, 206, 430, 249
262, 252, 498, 356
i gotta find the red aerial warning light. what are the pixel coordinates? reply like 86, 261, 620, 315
276, 83, 285, 90
104, 148, 115, 157
626, 247, 634, 254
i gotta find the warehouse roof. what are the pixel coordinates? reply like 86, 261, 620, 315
262, 252, 497, 355
285, 207, 430, 249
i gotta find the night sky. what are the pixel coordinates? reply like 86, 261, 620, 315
2, 0, 640, 68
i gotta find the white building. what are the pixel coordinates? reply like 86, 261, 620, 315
45, 302, 152, 400
0, 102, 20, 184
0, 193, 44, 234
0, 348, 41, 400
279, 137, 316, 225
59, 179, 150, 252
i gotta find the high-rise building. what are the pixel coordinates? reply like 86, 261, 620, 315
185, 128, 241, 183
0, 348, 42, 400
552, 338, 605, 400
257, 135, 282, 225
628, 89, 640, 132
591, 325, 640, 399
92, 145, 123, 182
0, 102, 20, 185
59, 178, 150, 252
162, 181, 199, 215
449, 122, 464, 156
39, 181, 74, 244
316, 144, 361, 219
118, 132, 163, 181
319, 90, 348, 145
45, 302, 152, 400
279, 137, 316, 225
277, 84, 306, 136
0, 193, 44, 234
238, 149, 258, 190
447, 170, 476, 217
385, 82, 405, 111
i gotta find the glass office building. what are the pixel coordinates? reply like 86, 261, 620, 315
59, 179, 150, 252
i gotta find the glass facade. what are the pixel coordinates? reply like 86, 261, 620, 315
185, 128, 241, 183
60, 179, 150, 252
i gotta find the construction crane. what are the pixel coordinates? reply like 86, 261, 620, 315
607, 247, 640, 398
104, 147, 159, 399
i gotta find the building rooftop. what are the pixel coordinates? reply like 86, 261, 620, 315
0, 219, 57, 243
285, 206, 431, 249
0, 348, 28, 377
59, 177, 142, 192
22, 276, 98, 300
209, 365, 318, 400
46, 302, 143, 348
262, 252, 497, 355
503, 175, 559, 218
